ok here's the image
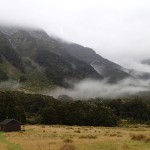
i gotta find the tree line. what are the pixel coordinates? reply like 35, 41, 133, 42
0, 91, 150, 126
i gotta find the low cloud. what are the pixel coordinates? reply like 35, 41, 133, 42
1, 0, 150, 66
44, 78, 150, 99
122, 60, 150, 73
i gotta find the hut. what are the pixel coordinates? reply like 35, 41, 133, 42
0, 119, 22, 132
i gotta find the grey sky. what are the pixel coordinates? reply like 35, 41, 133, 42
0, 0, 150, 69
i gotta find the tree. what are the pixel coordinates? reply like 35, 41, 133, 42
41, 106, 58, 124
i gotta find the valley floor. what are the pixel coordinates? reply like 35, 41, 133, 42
0, 125, 150, 150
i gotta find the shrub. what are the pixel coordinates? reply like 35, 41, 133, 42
63, 138, 73, 143
130, 134, 146, 141
60, 144, 75, 150
79, 135, 97, 139
144, 137, 150, 143
74, 130, 81, 133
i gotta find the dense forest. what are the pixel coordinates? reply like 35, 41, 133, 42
0, 91, 150, 127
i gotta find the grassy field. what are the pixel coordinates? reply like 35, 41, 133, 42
0, 125, 150, 150
0, 132, 21, 150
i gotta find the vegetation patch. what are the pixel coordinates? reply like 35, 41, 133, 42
79, 135, 97, 139
130, 134, 150, 143
60, 144, 76, 150
63, 138, 73, 143
130, 134, 146, 141
74, 130, 81, 133
0, 132, 21, 150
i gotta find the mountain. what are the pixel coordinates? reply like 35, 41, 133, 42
2, 25, 145, 91
61, 42, 130, 82
0, 31, 24, 81
0, 26, 104, 90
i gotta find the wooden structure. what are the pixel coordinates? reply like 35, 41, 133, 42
0, 119, 22, 132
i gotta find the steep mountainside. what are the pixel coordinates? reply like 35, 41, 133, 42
62, 42, 130, 82
0, 26, 103, 89
3, 26, 149, 91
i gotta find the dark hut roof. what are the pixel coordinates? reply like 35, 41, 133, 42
0, 119, 22, 125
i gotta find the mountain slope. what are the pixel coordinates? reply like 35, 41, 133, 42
61, 42, 130, 82
0, 26, 103, 89
3, 25, 148, 91
0, 32, 24, 72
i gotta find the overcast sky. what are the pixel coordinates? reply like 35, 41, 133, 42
0, 0, 150, 68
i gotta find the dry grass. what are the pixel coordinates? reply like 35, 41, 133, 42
144, 137, 150, 143
0, 144, 7, 150
130, 134, 146, 141
79, 135, 97, 139
60, 144, 76, 150
74, 130, 81, 133
130, 133, 150, 143
63, 138, 73, 143
1, 124, 150, 150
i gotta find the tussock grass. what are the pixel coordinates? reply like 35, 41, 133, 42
60, 144, 76, 150
74, 130, 81, 133
66, 127, 73, 130
144, 137, 150, 143
3, 125, 150, 150
109, 133, 117, 137
79, 135, 97, 139
41, 125, 45, 128
130, 134, 146, 141
63, 138, 73, 143
130, 133, 150, 143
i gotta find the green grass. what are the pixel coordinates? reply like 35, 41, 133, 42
0, 132, 21, 150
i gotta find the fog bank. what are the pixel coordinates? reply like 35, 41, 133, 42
45, 78, 150, 99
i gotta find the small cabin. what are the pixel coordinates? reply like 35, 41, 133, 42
0, 119, 22, 132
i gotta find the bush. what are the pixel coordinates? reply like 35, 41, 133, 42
60, 144, 75, 150
79, 135, 97, 139
130, 134, 146, 141
63, 138, 73, 143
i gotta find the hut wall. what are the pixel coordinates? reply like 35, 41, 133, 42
3, 120, 21, 132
